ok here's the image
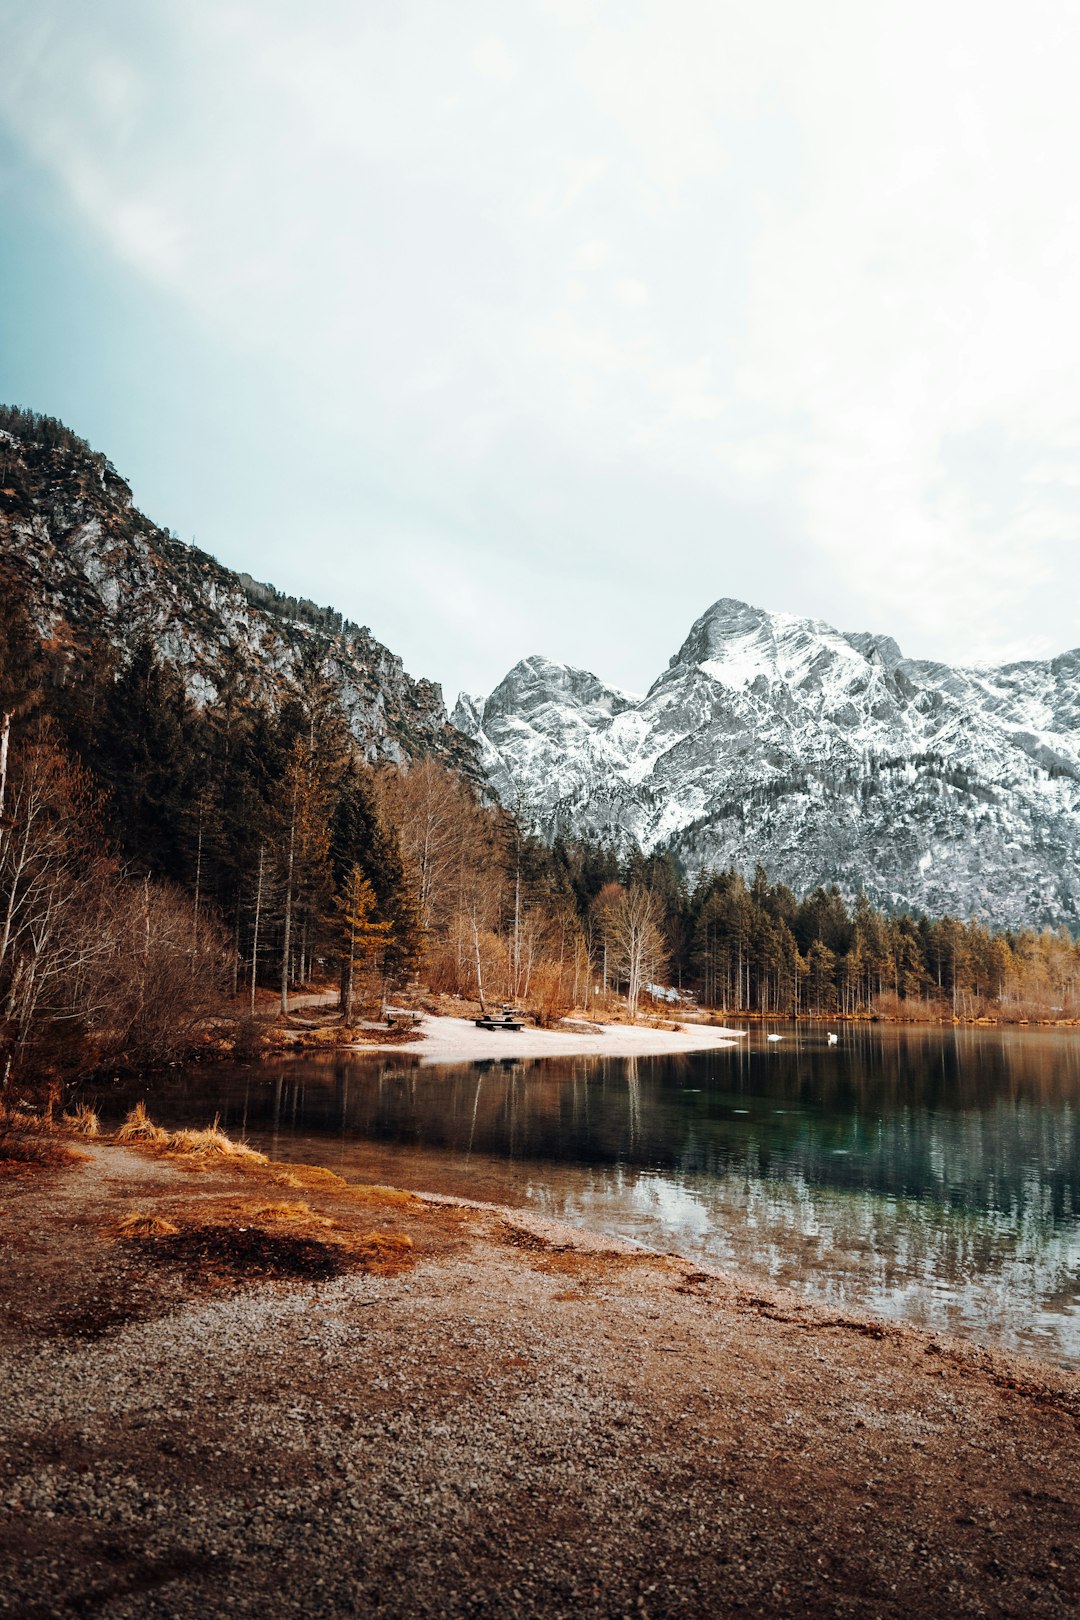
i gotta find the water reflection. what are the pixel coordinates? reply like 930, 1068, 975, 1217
84, 1025, 1080, 1367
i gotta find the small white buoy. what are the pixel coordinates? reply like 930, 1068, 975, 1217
827, 1031, 838, 1045
767, 1033, 783, 1043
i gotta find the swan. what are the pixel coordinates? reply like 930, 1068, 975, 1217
767, 1033, 783, 1043
827, 1032, 838, 1045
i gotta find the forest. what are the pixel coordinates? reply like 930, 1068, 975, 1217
2, 570, 1080, 1088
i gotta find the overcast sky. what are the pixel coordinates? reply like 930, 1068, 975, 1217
3, 1, 1080, 702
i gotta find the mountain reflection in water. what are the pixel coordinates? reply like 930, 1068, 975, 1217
87, 1024, 1080, 1367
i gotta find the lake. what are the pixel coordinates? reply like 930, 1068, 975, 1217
84, 1024, 1080, 1368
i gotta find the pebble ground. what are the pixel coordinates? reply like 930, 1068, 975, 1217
2, 1143, 1079, 1618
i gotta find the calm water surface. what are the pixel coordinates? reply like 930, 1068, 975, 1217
86, 1025, 1080, 1367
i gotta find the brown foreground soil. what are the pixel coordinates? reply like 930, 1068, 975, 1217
2, 1143, 1079, 1619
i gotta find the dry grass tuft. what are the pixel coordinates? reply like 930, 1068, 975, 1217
274, 1163, 347, 1191
113, 1209, 180, 1238
0, 1102, 85, 1169
0, 1102, 40, 1132
342, 1183, 422, 1208
116, 1102, 169, 1145
344, 1230, 415, 1275
346, 1026, 423, 1047
298, 1026, 350, 1047
114, 1104, 267, 1163
62, 1105, 101, 1137
165, 1122, 266, 1162
247, 1200, 334, 1228
261, 1027, 294, 1049
0, 1134, 84, 1169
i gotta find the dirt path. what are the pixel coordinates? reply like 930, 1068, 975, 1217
2, 1142, 1078, 1618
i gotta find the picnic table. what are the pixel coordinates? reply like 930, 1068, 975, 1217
384, 1008, 424, 1028
474, 1007, 526, 1032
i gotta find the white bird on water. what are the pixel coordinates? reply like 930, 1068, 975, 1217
827, 1032, 839, 1045
767, 1033, 783, 1043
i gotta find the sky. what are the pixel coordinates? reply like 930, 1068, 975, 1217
3, 0, 1080, 703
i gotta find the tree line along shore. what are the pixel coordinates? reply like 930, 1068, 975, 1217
3, 584, 1080, 1092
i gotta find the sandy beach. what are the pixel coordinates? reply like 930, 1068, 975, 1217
357, 1012, 747, 1065
3, 1135, 1078, 1618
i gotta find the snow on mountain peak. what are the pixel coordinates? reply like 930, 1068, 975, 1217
456, 598, 1080, 929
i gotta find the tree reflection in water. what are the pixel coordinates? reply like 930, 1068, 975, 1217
84, 1024, 1080, 1366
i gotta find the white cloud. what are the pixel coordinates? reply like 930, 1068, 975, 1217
615, 278, 648, 308
3, 0, 1080, 691
473, 38, 519, 84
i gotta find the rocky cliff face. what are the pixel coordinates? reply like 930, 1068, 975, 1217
0, 413, 474, 772
454, 599, 1080, 929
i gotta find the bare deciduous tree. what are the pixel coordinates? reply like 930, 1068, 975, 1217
0, 725, 228, 1085
601, 885, 668, 1016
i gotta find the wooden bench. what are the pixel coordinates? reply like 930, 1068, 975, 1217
385, 1008, 423, 1028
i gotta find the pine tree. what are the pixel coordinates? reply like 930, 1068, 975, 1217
94, 639, 201, 881
334, 866, 392, 1022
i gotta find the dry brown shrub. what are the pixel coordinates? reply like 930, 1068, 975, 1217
0, 1102, 39, 1131
0, 1134, 83, 1169
165, 1122, 266, 1162
281, 1024, 421, 1050
61, 1104, 101, 1137
871, 992, 952, 1023
112, 1210, 180, 1238
227, 1015, 273, 1060
0, 1102, 85, 1168
93, 882, 232, 1069
524, 961, 573, 1028
116, 1102, 169, 1144
350, 1026, 424, 1046
302, 1027, 353, 1047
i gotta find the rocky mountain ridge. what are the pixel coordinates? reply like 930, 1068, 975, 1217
454, 599, 1080, 929
0, 409, 473, 771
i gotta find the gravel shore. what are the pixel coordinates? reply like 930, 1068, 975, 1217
2, 1141, 1079, 1618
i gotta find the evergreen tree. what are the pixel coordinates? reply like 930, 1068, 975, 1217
93, 639, 202, 881
334, 867, 392, 1022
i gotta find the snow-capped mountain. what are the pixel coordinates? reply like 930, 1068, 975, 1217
454, 599, 1080, 928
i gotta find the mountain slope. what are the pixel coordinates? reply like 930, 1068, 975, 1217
453, 599, 1080, 928
0, 409, 473, 771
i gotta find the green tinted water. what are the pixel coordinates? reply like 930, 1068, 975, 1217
87, 1024, 1080, 1366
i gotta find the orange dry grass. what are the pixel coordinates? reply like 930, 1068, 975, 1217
342, 1231, 415, 1274
341, 1183, 422, 1208
165, 1122, 266, 1162
295, 1027, 354, 1047
114, 1105, 267, 1163
113, 1210, 180, 1238
274, 1163, 348, 1191
0, 1103, 86, 1169
0, 1135, 84, 1168
108, 1197, 415, 1278
62, 1105, 101, 1137
116, 1103, 169, 1145
246, 1201, 334, 1229
261, 1028, 294, 1049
